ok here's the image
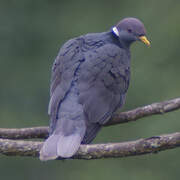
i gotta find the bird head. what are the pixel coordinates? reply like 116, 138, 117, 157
112, 17, 150, 48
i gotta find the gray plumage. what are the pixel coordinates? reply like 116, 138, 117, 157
40, 17, 149, 161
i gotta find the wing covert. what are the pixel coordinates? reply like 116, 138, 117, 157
77, 44, 130, 124
48, 38, 84, 134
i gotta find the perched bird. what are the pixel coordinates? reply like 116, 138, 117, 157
40, 17, 150, 161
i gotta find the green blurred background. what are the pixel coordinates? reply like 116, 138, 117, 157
0, 0, 180, 179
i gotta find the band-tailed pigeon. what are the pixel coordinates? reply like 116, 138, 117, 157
40, 17, 150, 161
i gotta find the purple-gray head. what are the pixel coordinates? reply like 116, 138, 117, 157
112, 17, 150, 48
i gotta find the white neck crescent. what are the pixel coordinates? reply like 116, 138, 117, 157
112, 26, 119, 37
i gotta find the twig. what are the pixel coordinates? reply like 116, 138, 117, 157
0, 132, 180, 159
0, 97, 180, 140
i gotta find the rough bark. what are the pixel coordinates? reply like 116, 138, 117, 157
0, 132, 180, 159
0, 127, 48, 140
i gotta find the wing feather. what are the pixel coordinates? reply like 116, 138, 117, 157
78, 44, 130, 125
48, 38, 84, 134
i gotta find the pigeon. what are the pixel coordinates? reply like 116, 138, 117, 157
40, 17, 150, 161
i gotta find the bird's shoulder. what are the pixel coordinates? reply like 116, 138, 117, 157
79, 32, 121, 51
52, 38, 81, 76
50, 37, 84, 95
80, 31, 130, 65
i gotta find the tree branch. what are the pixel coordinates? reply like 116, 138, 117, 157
106, 97, 180, 126
0, 97, 180, 140
0, 132, 180, 159
0, 127, 48, 140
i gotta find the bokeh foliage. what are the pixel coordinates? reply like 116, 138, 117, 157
0, 0, 180, 179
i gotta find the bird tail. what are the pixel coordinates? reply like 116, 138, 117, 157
40, 117, 86, 161
39, 134, 60, 161
39, 132, 84, 161
82, 123, 101, 144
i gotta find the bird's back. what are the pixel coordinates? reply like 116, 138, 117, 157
40, 31, 131, 160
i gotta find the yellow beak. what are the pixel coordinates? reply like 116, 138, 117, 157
139, 36, 150, 47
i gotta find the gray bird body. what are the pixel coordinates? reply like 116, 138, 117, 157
40, 18, 149, 161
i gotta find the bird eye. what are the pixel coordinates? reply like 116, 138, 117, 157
128, 29, 132, 33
